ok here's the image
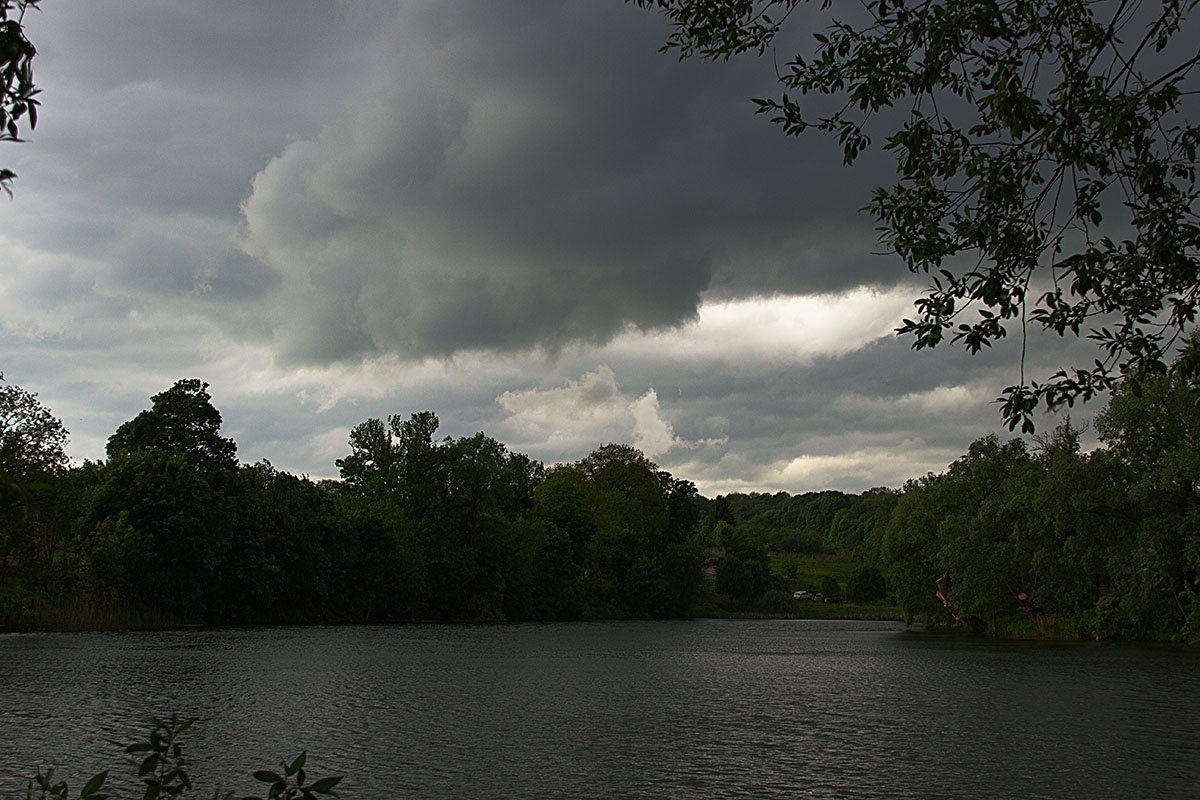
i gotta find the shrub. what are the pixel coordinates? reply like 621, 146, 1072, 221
759, 589, 796, 614
20, 715, 342, 800
716, 554, 766, 608
845, 565, 888, 603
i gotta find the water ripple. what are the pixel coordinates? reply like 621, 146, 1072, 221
1, 621, 1198, 798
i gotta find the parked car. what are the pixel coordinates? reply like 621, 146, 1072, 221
793, 590, 812, 601
812, 592, 825, 602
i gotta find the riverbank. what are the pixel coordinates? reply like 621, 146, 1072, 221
696, 602, 907, 622
3, 597, 907, 633
5, 609, 908, 633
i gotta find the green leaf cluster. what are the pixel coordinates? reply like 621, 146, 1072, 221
20, 717, 341, 800
247, 752, 342, 800
0, 0, 39, 196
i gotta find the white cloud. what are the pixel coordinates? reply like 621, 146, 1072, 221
598, 287, 915, 365
630, 390, 677, 458
497, 365, 724, 463
675, 440, 956, 497
497, 366, 635, 460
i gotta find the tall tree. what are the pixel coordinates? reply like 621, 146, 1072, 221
107, 378, 237, 476
82, 449, 226, 618
84, 379, 240, 620
1094, 355, 1200, 638
0, 373, 68, 597
634, 0, 1200, 431
572, 444, 702, 616
0, 371, 66, 479
337, 416, 401, 496
533, 465, 597, 566
883, 434, 1049, 632
334, 414, 434, 620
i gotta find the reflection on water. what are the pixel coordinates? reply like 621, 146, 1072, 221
1, 620, 1198, 798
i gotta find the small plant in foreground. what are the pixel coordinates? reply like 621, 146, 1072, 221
247, 752, 342, 800
20, 715, 341, 800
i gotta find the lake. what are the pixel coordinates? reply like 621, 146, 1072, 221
1, 619, 1198, 798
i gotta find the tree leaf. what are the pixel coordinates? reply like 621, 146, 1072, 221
309, 776, 342, 794
286, 752, 306, 777
81, 771, 108, 797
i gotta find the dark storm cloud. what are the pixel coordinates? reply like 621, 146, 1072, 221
1, 0, 363, 353
38, 0, 351, 88
241, 1, 902, 364
10, 0, 906, 364
0, 0, 1092, 493
13, 0, 367, 228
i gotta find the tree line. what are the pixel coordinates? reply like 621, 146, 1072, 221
2, 360, 1197, 639
702, 359, 1199, 640
1, 377, 703, 627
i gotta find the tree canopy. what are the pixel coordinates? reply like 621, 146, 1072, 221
5, 369, 1199, 639
0, 371, 66, 478
634, 0, 1200, 431
0, 373, 70, 601
107, 378, 238, 474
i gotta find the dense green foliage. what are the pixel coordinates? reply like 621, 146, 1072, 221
883, 364, 1200, 640
845, 565, 887, 603
635, 0, 1200, 432
0, 379, 704, 626
713, 486, 898, 559
0, 372, 72, 614
689, 351, 1200, 639
2, 363, 1198, 639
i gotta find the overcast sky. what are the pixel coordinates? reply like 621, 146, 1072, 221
0, 0, 1102, 496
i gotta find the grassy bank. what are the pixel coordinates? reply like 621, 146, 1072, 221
782, 602, 905, 621
693, 552, 902, 621
788, 556, 862, 593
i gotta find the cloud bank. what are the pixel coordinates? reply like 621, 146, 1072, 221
238, 2, 900, 364
0, 0, 1109, 496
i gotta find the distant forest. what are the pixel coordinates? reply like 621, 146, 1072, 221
1, 357, 1197, 641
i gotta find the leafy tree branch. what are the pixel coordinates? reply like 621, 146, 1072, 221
633, 0, 1200, 431
0, 0, 39, 196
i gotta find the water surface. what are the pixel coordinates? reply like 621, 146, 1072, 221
1, 620, 1197, 798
